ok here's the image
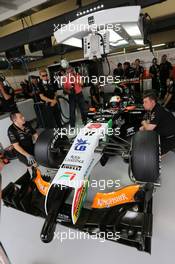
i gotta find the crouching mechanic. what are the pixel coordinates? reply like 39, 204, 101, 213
140, 90, 175, 155
8, 111, 38, 166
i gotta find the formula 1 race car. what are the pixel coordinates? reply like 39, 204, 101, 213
2, 122, 160, 254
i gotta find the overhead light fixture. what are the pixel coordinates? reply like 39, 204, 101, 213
124, 24, 142, 37
134, 39, 144, 45
110, 40, 128, 47
137, 47, 145, 51
152, 43, 166, 48
62, 37, 82, 48
76, 4, 104, 17
107, 29, 122, 43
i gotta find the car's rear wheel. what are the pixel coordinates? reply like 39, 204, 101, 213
130, 131, 160, 183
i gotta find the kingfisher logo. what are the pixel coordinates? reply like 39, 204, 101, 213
59, 171, 76, 181
74, 138, 90, 151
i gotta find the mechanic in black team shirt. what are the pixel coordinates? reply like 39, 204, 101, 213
0, 77, 17, 113
38, 69, 62, 128
163, 78, 175, 112
140, 90, 175, 155
8, 111, 38, 166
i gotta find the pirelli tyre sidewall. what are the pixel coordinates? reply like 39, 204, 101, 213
131, 131, 160, 183
34, 129, 69, 168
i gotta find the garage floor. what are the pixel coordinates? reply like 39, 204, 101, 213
0, 150, 175, 264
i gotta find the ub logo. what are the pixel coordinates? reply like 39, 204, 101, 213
74, 138, 90, 151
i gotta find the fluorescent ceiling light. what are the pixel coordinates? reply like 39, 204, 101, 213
110, 40, 128, 47
108, 29, 122, 43
124, 24, 141, 37
152, 43, 166, 48
137, 47, 144, 51
134, 39, 144, 45
62, 37, 82, 48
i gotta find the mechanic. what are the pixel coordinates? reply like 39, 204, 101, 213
159, 54, 173, 99
163, 78, 175, 112
149, 57, 160, 97
88, 56, 102, 108
133, 59, 144, 103
140, 90, 175, 155
38, 69, 62, 128
90, 84, 100, 108
28, 75, 41, 103
8, 111, 38, 166
63, 65, 87, 128
0, 77, 17, 113
123, 62, 135, 80
113, 63, 124, 80
20, 80, 31, 99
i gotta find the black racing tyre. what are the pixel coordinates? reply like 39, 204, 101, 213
131, 131, 160, 183
34, 129, 70, 168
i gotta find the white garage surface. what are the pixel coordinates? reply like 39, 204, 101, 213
0, 151, 175, 264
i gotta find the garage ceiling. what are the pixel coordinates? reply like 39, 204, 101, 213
0, 0, 66, 24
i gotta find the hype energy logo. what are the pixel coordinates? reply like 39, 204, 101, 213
74, 138, 90, 151
59, 171, 76, 181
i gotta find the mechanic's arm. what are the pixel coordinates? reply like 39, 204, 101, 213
163, 92, 169, 102
33, 133, 38, 142
12, 143, 31, 157
92, 95, 99, 105
0, 86, 11, 100
39, 93, 54, 104
163, 93, 172, 107
141, 120, 157, 131
39, 94, 57, 106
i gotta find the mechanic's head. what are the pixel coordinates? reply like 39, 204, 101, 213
123, 62, 130, 70
135, 59, 140, 66
39, 69, 49, 82
166, 78, 174, 87
66, 66, 75, 74
161, 54, 167, 63
152, 58, 158, 64
10, 111, 25, 126
29, 75, 38, 85
143, 90, 157, 111
118, 63, 122, 69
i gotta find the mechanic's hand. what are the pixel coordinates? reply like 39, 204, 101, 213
50, 99, 57, 107
27, 155, 36, 166
139, 126, 144, 131
141, 120, 150, 126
